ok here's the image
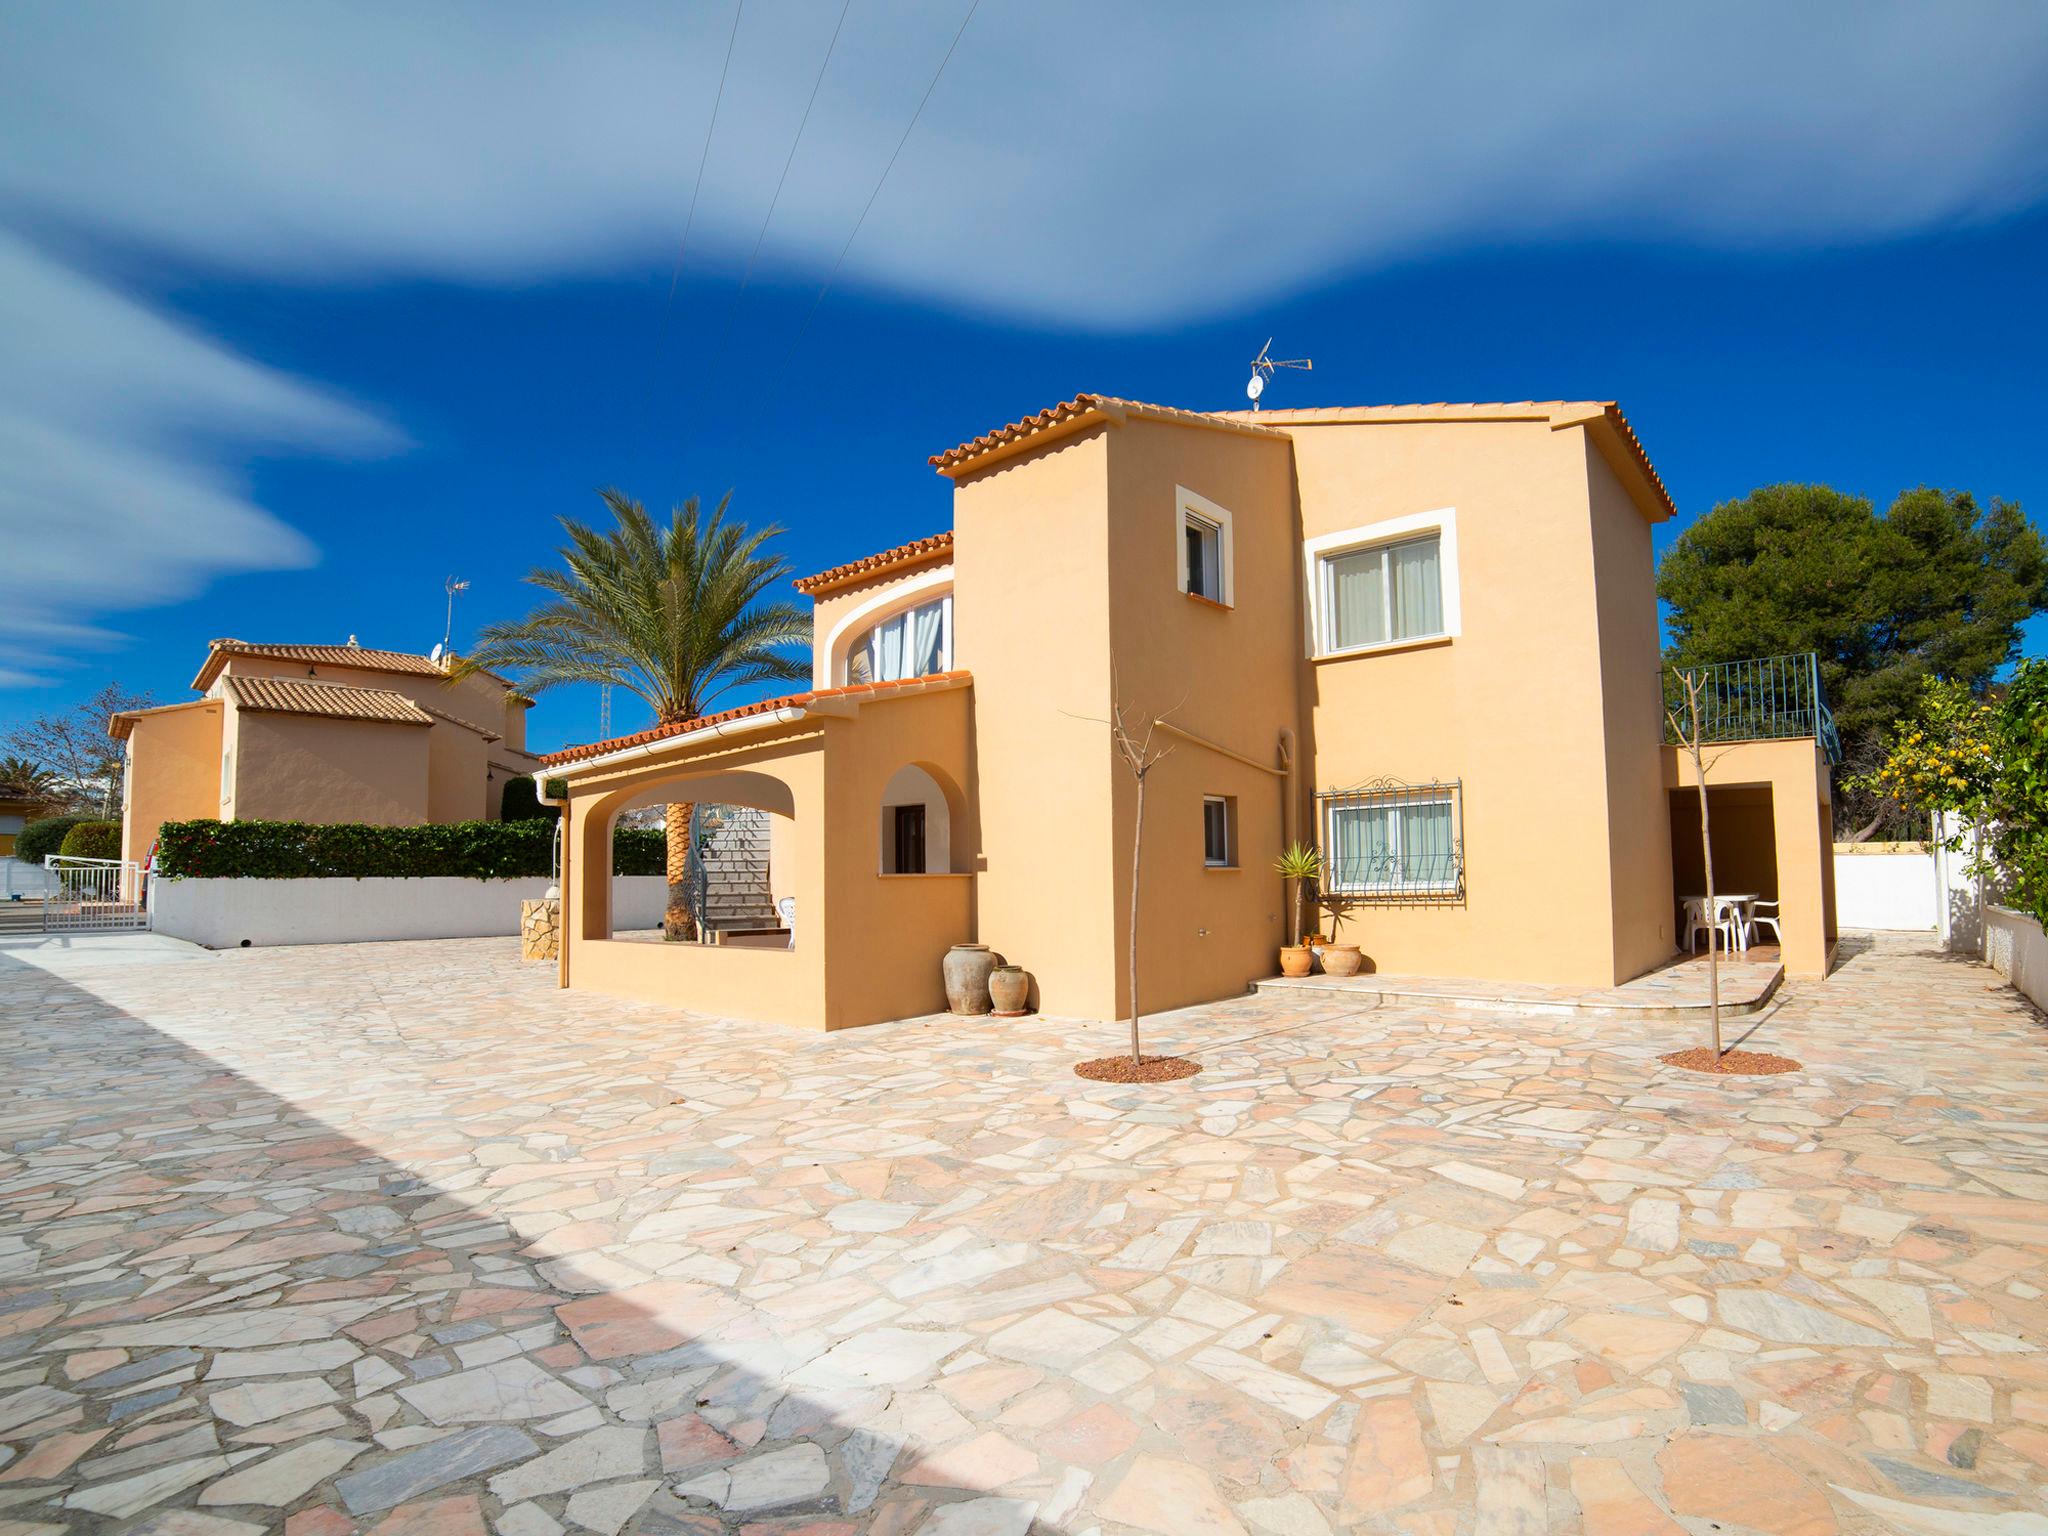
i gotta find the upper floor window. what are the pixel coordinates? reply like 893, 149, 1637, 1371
1304, 509, 1460, 658
1323, 534, 1441, 650
846, 595, 951, 685
1176, 488, 1234, 606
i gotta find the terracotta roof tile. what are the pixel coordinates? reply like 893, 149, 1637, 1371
793, 532, 953, 595
192, 639, 516, 692
928, 394, 1288, 475
417, 702, 501, 741
542, 669, 972, 768
225, 675, 433, 727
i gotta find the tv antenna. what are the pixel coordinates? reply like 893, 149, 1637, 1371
441, 576, 470, 658
1247, 338, 1312, 411
599, 684, 612, 739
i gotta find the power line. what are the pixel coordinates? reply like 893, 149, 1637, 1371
656, 0, 745, 352
767, 0, 980, 392
704, 0, 854, 375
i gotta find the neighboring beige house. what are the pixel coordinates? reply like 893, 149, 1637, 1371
543, 395, 1838, 1030
111, 639, 542, 864
0, 793, 44, 857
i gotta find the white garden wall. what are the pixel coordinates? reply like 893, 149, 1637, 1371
1831, 844, 1939, 930
1983, 904, 2048, 1015
152, 875, 668, 948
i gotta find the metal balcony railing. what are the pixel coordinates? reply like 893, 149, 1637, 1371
1663, 651, 1842, 764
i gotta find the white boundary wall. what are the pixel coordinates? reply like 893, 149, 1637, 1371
152, 875, 668, 948
1832, 844, 1939, 930
1983, 905, 2048, 1015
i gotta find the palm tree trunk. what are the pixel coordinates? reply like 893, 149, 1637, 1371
664, 802, 698, 942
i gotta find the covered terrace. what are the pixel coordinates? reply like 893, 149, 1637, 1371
547, 672, 978, 1030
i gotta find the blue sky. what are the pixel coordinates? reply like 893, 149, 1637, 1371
4, 2, 2047, 754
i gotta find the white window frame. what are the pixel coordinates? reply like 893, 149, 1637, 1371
1202, 794, 1234, 868
823, 569, 955, 686
1176, 486, 1235, 607
1322, 793, 1459, 895
847, 595, 953, 686
1303, 507, 1459, 659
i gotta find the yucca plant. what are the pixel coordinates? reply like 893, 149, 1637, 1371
1273, 841, 1322, 946
460, 490, 810, 940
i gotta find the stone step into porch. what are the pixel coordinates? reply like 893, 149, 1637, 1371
1254, 945, 1783, 1021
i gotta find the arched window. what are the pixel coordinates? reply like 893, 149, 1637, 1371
845, 595, 952, 686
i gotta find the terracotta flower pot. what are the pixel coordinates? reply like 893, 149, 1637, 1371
1321, 943, 1363, 977
1279, 945, 1313, 978
988, 965, 1030, 1016
943, 943, 1005, 1014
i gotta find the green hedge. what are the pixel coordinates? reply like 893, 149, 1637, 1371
58, 820, 121, 861
13, 815, 87, 866
154, 818, 665, 880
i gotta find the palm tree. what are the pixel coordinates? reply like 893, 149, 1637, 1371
461, 490, 810, 940
0, 756, 58, 804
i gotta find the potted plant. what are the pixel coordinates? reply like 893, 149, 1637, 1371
1274, 842, 1321, 977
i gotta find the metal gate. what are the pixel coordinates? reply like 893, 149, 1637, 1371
41, 856, 149, 932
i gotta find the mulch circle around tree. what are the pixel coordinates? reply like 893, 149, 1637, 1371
1074, 1054, 1204, 1084
1660, 1046, 1801, 1076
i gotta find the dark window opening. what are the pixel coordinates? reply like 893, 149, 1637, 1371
892, 804, 927, 874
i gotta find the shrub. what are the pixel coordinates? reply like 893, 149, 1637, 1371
500, 776, 559, 823
57, 821, 121, 861
154, 817, 665, 880
13, 815, 87, 866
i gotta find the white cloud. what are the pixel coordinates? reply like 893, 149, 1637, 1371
2, 2, 2044, 325
1, 2, 2044, 682
0, 234, 400, 685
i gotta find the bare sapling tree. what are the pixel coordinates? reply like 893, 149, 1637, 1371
1068, 674, 1184, 1065
1111, 695, 1179, 1064
1667, 667, 1723, 1058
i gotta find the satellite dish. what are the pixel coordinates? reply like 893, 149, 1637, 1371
429, 642, 444, 664
1246, 373, 1266, 403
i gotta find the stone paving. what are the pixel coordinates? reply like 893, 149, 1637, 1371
0, 930, 2045, 1536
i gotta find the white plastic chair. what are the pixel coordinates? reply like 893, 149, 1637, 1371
1747, 899, 1782, 948
1684, 896, 1746, 955
777, 896, 796, 947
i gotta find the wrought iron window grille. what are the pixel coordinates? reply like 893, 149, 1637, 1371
1315, 777, 1466, 906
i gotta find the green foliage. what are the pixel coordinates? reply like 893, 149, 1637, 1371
499, 776, 559, 823
0, 756, 58, 800
57, 821, 121, 861
458, 489, 811, 724
1988, 661, 2048, 924
154, 819, 663, 880
1272, 842, 1322, 881
1658, 483, 2048, 828
13, 815, 87, 865
1867, 661, 2048, 924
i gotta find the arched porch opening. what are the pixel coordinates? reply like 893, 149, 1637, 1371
579, 768, 798, 945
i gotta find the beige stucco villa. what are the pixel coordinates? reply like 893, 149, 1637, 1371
111, 639, 543, 865
541, 395, 1838, 1030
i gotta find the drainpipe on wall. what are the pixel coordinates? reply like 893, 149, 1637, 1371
534, 773, 570, 990
1277, 728, 1298, 849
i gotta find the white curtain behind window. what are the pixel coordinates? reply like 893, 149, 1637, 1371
1327, 548, 1386, 650
875, 615, 905, 682
1329, 805, 1393, 887
1391, 537, 1442, 638
909, 600, 944, 677
1401, 801, 1453, 883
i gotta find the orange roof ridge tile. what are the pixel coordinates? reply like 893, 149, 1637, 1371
540, 669, 972, 768
929, 394, 1287, 475
793, 532, 953, 595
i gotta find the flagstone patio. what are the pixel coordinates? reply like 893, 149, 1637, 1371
1, 929, 2044, 1535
